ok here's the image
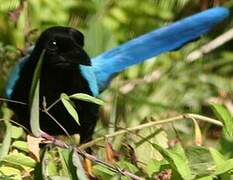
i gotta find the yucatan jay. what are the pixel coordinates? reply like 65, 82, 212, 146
4, 7, 229, 143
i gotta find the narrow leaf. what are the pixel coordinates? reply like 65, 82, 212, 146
61, 93, 80, 125
59, 148, 78, 180
11, 141, 29, 153
0, 166, 21, 180
153, 143, 193, 180
29, 49, 45, 104
30, 81, 42, 137
29, 49, 45, 137
209, 148, 225, 164
192, 119, 202, 146
0, 106, 12, 159
11, 125, 23, 139
210, 104, 233, 137
72, 150, 89, 180
3, 152, 36, 168
70, 93, 104, 105
214, 158, 233, 175
209, 148, 233, 176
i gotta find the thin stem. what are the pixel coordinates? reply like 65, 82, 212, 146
43, 110, 71, 138
80, 113, 222, 149
40, 135, 143, 180
46, 98, 61, 112
187, 28, 233, 62
0, 98, 27, 106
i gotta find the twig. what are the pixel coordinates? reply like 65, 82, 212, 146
40, 134, 143, 180
46, 98, 61, 112
43, 110, 71, 138
187, 28, 233, 62
80, 113, 222, 149
0, 98, 27, 106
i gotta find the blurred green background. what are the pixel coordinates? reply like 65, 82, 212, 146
0, 0, 233, 179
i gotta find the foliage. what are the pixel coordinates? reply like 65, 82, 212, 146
0, 0, 233, 179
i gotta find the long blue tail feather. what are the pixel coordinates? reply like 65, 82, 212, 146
91, 7, 229, 91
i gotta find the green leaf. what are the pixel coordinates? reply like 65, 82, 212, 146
209, 148, 233, 177
30, 81, 42, 137
209, 148, 226, 164
59, 148, 78, 180
196, 176, 213, 180
41, 148, 60, 178
134, 128, 168, 164
153, 143, 193, 180
0, 106, 12, 159
11, 126, 23, 139
210, 104, 233, 137
116, 160, 139, 174
61, 93, 80, 125
41, 148, 50, 179
93, 164, 116, 179
145, 159, 167, 177
11, 141, 29, 152
72, 150, 89, 180
70, 93, 104, 105
48, 176, 70, 180
0, 123, 11, 160
214, 158, 233, 175
29, 49, 45, 105
0, 166, 21, 180
29, 49, 45, 137
34, 148, 46, 180
186, 146, 214, 178
3, 152, 36, 168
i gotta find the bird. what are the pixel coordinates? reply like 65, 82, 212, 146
4, 7, 229, 143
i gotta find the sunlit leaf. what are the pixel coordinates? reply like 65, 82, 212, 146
3, 152, 36, 168
92, 164, 116, 179
0, 166, 21, 180
211, 104, 233, 137
209, 148, 226, 164
60, 93, 80, 125
209, 148, 232, 178
145, 159, 167, 177
0, 106, 12, 159
192, 119, 202, 146
116, 160, 139, 174
153, 143, 193, 180
186, 146, 214, 177
134, 127, 168, 164
11, 140, 29, 153
11, 125, 23, 139
70, 93, 104, 105
59, 148, 78, 180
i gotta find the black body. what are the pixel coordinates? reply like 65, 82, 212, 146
9, 27, 99, 143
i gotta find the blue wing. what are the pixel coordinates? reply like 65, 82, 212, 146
91, 7, 229, 91
5, 46, 34, 98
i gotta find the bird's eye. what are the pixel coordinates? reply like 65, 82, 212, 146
47, 41, 58, 51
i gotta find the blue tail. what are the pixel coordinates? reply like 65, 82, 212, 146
91, 7, 229, 91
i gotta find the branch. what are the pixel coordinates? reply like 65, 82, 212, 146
187, 28, 233, 62
41, 134, 143, 180
80, 113, 223, 149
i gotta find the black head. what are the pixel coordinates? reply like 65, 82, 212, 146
32, 26, 91, 68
